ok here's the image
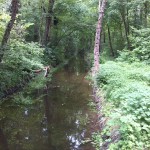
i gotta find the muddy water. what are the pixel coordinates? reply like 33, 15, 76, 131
0, 59, 96, 150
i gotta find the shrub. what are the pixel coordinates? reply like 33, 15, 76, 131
0, 40, 44, 98
95, 61, 150, 149
117, 28, 150, 64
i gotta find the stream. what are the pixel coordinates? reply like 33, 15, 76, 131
0, 58, 97, 150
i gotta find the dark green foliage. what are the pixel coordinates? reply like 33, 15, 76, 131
4, 40, 44, 70
93, 1, 150, 148
0, 0, 150, 148
117, 28, 150, 64
95, 61, 150, 149
0, 40, 44, 98
0, 0, 46, 98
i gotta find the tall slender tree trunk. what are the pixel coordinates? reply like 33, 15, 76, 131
126, 4, 130, 35
107, 25, 114, 57
103, 30, 106, 43
121, 12, 131, 50
134, 8, 137, 28
144, 1, 148, 27
140, 8, 143, 27
0, 0, 19, 62
34, 23, 39, 42
43, 0, 54, 46
93, 0, 107, 75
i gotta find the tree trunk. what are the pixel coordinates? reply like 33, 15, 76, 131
120, 23, 123, 40
140, 8, 143, 27
121, 12, 131, 50
134, 8, 137, 28
126, 3, 130, 35
34, 23, 39, 42
103, 30, 106, 43
0, 0, 19, 62
107, 25, 114, 57
144, 1, 148, 27
43, 0, 54, 46
93, 0, 107, 75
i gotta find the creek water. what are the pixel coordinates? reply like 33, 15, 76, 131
0, 58, 97, 150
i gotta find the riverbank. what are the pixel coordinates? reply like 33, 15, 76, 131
92, 61, 150, 149
0, 59, 71, 103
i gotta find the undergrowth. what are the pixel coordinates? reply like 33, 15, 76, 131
94, 61, 150, 150
0, 40, 45, 98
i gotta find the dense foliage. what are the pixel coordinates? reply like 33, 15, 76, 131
117, 28, 150, 64
0, 0, 97, 98
95, 61, 150, 149
92, 0, 150, 149
95, 1, 150, 150
0, 0, 150, 149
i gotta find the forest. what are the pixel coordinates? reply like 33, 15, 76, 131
0, 0, 150, 150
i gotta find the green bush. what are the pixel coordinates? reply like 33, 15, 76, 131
117, 28, 150, 64
3, 39, 44, 70
95, 61, 150, 149
0, 40, 44, 97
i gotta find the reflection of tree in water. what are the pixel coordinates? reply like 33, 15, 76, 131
0, 60, 93, 150
0, 128, 9, 150
0, 97, 50, 150
64, 57, 87, 74
43, 69, 92, 150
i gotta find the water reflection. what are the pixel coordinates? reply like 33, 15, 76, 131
0, 58, 95, 150
41, 66, 93, 150
0, 128, 9, 150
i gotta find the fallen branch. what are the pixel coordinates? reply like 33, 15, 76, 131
44, 66, 50, 77
33, 66, 51, 77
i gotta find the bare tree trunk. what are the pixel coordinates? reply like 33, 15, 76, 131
93, 0, 107, 75
0, 0, 19, 62
107, 25, 114, 57
43, 0, 54, 46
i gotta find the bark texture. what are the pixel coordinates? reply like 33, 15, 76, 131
0, 0, 19, 62
93, 0, 107, 75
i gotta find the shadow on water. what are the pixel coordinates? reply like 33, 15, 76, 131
0, 128, 9, 150
0, 57, 97, 150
